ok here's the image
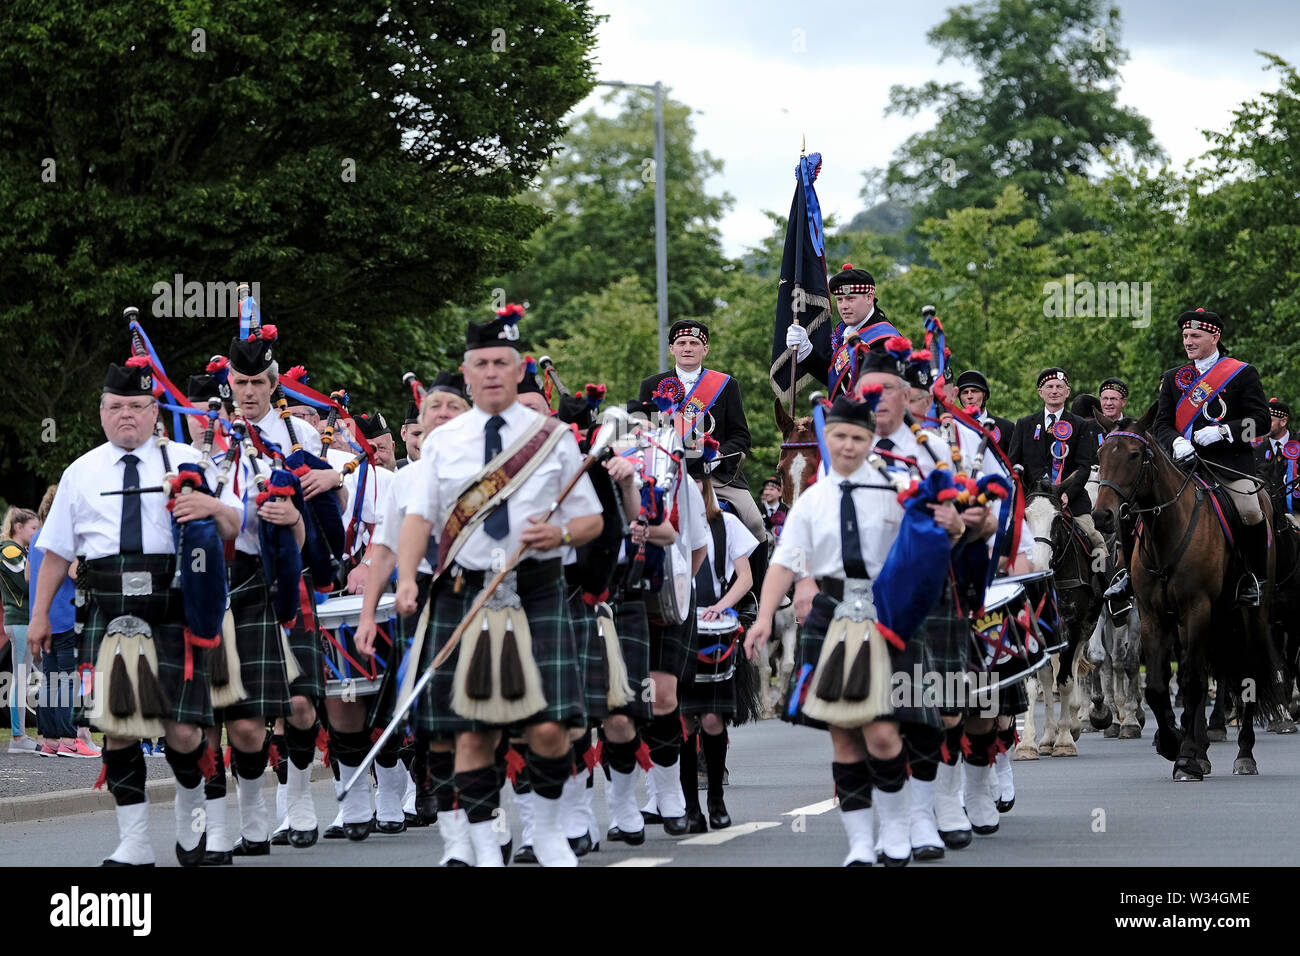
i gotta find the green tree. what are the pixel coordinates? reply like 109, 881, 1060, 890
501, 89, 733, 342
0, 0, 599, 498
879, 0, 1161, 246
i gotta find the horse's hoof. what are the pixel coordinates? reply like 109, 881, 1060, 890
1198, 758, 1212, 776
1206, 728, 1228, 742
1232, 757, 1259, 775
1051, 742, 1078, 757
1155, 728, 1182, 762
1172, 766, 1204, 782
1070, 726, 1081, 741
1089, 709, 1113, 731
1014, 747, 1039, 761
1268, 717, 1297, 734
1079, 723, 1099, 734
1119, 724, 1142, 740
1102, 723, 1120, 738
1136, 709, 1146, 728
1037, 743, 1054, 756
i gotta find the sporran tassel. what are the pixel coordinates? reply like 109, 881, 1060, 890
136, 645, 172, 719
466, 617, 494, 700
499, 614, 526, 701
814, 638, 847, 702
108, 644, 136, 719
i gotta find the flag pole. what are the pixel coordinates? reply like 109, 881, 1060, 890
786, 135, 808, 417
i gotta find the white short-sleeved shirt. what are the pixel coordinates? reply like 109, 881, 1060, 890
771, 460, 903, 580
697, 511, 758, 598
674, 472, 709, 569
39, 438, 243, 562
342, 460, 393, 550
254, 408, 323, 459
373, 460, 433, 575
405, 402, 601, 571
876, 423, 952, 478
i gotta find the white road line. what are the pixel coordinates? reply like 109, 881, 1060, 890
784, 798, 838, 816
678, 821, 781, 846
606, 856, 673, 867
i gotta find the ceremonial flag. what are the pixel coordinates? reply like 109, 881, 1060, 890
769, 152, 831, 405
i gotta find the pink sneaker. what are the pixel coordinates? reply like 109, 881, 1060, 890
37, 741, 59, 756
58, 739, 100, 758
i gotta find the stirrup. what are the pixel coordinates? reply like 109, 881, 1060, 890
1103, 569, 1130, 599
1236, 573, 1262, 607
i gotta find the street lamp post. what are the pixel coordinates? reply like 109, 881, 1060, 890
597, 79, 669, 372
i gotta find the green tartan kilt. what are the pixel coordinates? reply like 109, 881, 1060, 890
779, 589, 940, 731
413, 563, 585, 737
569, 590, 609, 723
918, 594, 976, 717
368, 573, 433, 730
648, 593, 697, 682
75, 554, 213, 730
608, 597, 652, 723
219, 562, 293, 722
287, 573, 327, 702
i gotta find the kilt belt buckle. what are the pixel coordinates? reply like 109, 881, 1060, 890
833, 578, 876, 624
483, 570, 520, 611
121, 571, 153, 597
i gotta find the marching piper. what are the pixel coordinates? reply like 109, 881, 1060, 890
28, 359, 244, 866
394, 310, 604, 866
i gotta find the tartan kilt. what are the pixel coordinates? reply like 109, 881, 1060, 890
647, 593, 697, 681
608, 597, 652, 722
414, 561, 585, 737
287, 573, 327, 702
569, 590, 608, 724
368, 574, 433, 729
219, 562, 293, 722
918, 594, 975, 717
779, 589, 940, 730
76, 554, 212, 730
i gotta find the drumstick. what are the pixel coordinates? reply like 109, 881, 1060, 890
340, 407, 626, 800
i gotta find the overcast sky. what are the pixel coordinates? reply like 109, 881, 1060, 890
569, 0, 1300, 258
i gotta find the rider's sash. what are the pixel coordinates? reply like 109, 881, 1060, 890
830, 320, 901, 398
435, 416, 568, 576
674, 369, 730, 439
1175, 357, 1247, 437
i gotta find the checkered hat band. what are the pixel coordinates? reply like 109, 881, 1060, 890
1181, 319, 1219, 332
833, 284, 875, 295
670, 327, 707, 344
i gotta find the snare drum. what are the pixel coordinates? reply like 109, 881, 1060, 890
1000, 569, 1066, 654
315, 593, 397, 698
694, 610, 741, 684
970, 581, 1049, 691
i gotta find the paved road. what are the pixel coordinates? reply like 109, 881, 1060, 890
4, 703, 1300, 867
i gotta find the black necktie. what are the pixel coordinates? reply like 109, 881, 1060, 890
120, 454, 143, 554
1275, 441, 1282, 459
1046, 412, 1057, 436
875, 438, 894, 454
484, 416, 509, 539
840, 482, 868, 579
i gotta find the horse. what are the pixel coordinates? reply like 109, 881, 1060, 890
1091, 407, 1289, 780
763, 399, 821, 716
1084, 600, 1144, 739
1256, 445, 1300, 733
1015, 476, 1104, 758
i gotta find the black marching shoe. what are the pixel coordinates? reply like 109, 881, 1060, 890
288, 826, 319, 848
640, 809, 663, 825
500, 839, 513, 865
606, 826, 646, 846
101, 859, 155, 868
405, 811, 429, 829
201, 848, 233, 866
938, 828, 973, 849
375, 818, 406, 834
512, 844, 538, 864
996, 796, 1015, 813
343, 816, 374, 841
707, 798, 731, 830
324, 823, 347, 839
415, 795, 438, 825
662, 814, 689, 836
270, 828, 290, 846
568, 833, 594, 856
684, 808, 708, 834
175, 832, 208, 868
231, 836, 269, 857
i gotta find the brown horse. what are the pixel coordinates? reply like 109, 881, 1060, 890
774, 398, 820, 507
1091, 406, 1287, 780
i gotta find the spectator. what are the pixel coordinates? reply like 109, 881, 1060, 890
29, 486, 96, 756
3, 506, 39, 753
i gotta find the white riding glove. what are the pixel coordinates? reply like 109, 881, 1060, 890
1192, 425, 1226, 447
785, 324, 813, 361
1172, 437, 1195, 460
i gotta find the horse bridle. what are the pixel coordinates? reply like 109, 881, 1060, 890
1096, 429, 1195, 519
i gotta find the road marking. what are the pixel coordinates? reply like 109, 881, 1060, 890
784, 798, 837, 816
678, 821, 780, 846
606, 856, 673, 867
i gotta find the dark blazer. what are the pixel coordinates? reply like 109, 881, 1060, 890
1008, 408, 1096, 513
1253, 436, 1298, 513
980, 412, 1015, 457
639, 369, 751, 488
762, 501, 789, 533
1153, 360, 1269, 479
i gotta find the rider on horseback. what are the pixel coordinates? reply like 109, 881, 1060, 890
1152, 309, 1272, 606
1254, 398, 1299, 531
